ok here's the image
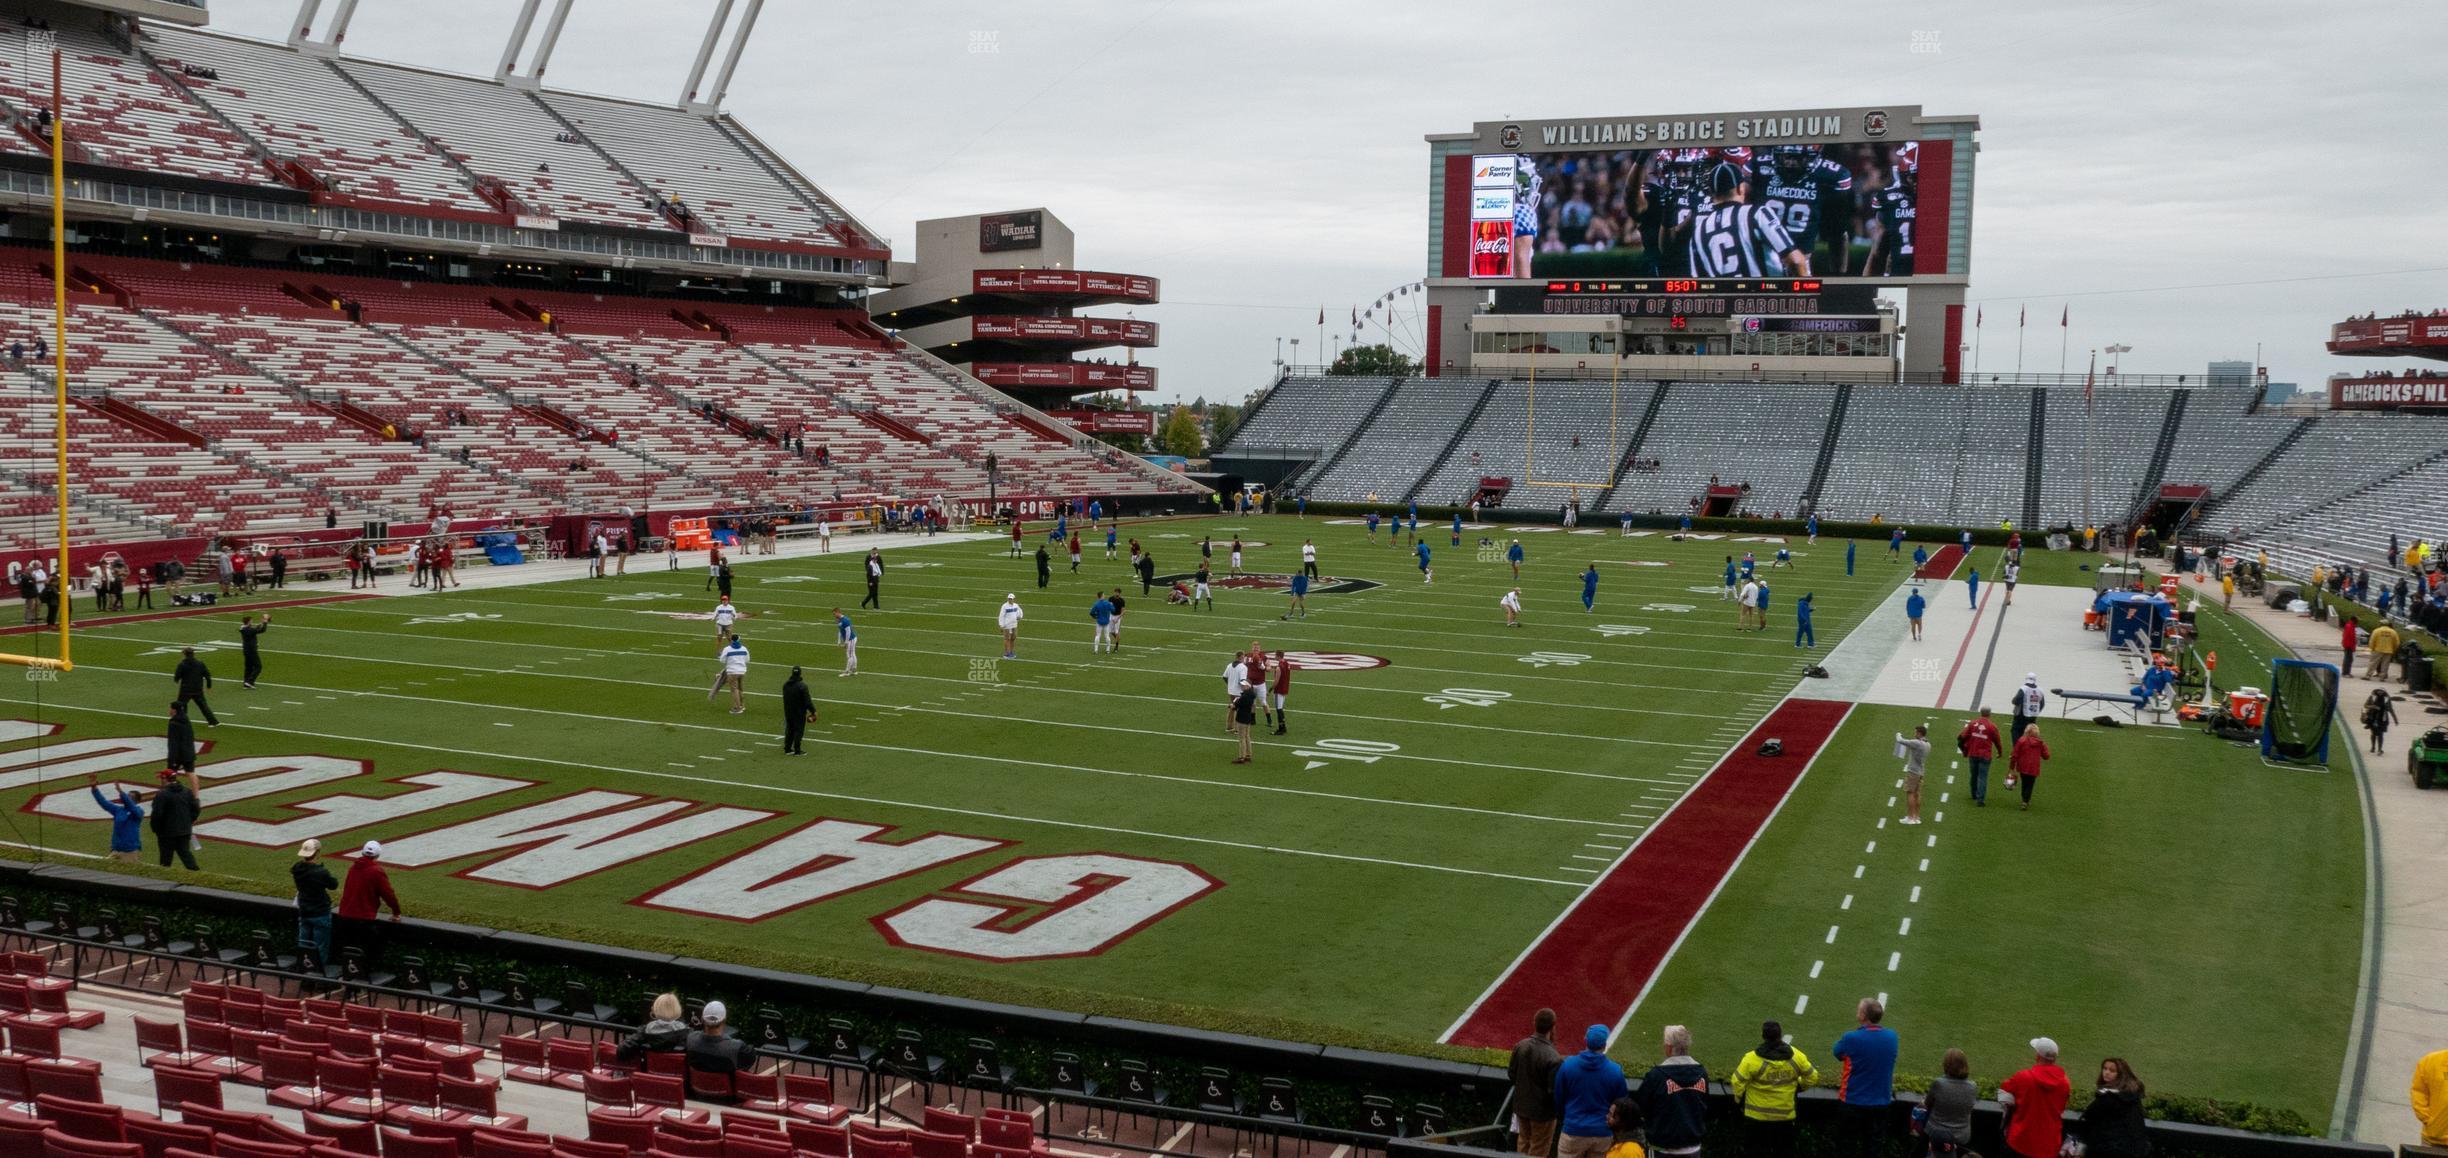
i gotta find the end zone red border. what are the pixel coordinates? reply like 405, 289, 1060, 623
0, 592, 378, 636
1441, 696, 1855, 1049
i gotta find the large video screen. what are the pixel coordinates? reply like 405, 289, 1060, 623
1469, 143, 1929, 279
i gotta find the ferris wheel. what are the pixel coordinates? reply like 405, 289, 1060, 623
1341, 280, 1429, 363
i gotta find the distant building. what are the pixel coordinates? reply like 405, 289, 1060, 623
2208, 360, 2255, 388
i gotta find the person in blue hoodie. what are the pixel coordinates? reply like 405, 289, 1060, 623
1966, 567, 1981, 608
86, 773, 143, 861
1905, 588, 1927, 641
1554, 1024, 1630, 1158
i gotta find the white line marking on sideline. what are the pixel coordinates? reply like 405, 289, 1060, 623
1888, 952, 1901, 972
1853, 864, 1864, 879
1899, 918, 1912, 936
1934, 810, 1944, 823
1865, 840, 1877, 853
1825, 925, 1840, 944
1918, 858, 1930, 871
1794, 995, 1809, 1015
1910, 886, 1921, 903
1841, 895, 1853, 910
1926, 834, 1937, 847
1878, 991, 1888, 1006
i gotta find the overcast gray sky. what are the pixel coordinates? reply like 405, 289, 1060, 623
209, 0, 2447, 405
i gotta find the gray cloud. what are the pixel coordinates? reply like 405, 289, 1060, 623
203, 0, 2446, 403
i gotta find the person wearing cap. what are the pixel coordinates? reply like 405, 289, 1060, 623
1730, 1020, 1817, 1158
2012, 674, 2047, 744
618, 992, 692, 1064
686, 999, 754, 1079
291, 839, 339, 966
1507, 1008, 1562, 1157
1553, 1024, 1629, 1158
337, 840, 403, 966
833, 608, 858, 677
997, 595, 1024, 659
84, 773, 144, 862
780, 667, 815, 756
1997, 1038, 2070, 1158
1633, 1025, 1708, 1158
1830, 999, 1897, 1158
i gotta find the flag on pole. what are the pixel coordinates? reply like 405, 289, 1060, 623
1976, 306, 1982, 327
2060, 305, 2068, 327
2084, 358, 2095, 405
2018, 305, 2026, 328
1352, 306, 1359, 325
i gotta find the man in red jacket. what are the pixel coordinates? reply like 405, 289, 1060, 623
2011, 724, 2051, 811
2343, 618, 2361, 673
1957, 708, 2002, 808
336, 840, 404, 968
1998, 1037, 2070, 1158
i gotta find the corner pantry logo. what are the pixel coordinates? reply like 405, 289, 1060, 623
6, 720, 1216, 961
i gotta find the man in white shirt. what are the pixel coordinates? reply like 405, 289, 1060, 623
1739, 578, 1761, 631
709, 635, 750, 714
593, 533, 610, 579
1223, 654, 1249, 734
712, 596, 739, 639
407, 541, 425, 588
818, 516, 833, 554
1300, 540, 1319, 579
997, 595, 1023, 659
1501, 587, 1523, 627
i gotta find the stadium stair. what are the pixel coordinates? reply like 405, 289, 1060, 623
1403, 378, 1504, 505
1590, 383, 1672, 511
1798, 383, 1851, 515
76, 395, 204, 448
2021, 388, 2046, 528
2224, 443, 2448, 542
124, 39, 292, 188
522, 91, 696, 234
2199, 416, 2316, 526
1292, 377, 1403, 498
2125, 388, 2190, 526
1002, 411, 1073, 445
318, 57, 507, 214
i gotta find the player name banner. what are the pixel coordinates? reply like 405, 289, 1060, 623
2329, 319, 2448, 352
974, 363, 1155, 390
2332, 378, 2448, 409
974, 269, 1159, 299
1047, 409, 1157, 435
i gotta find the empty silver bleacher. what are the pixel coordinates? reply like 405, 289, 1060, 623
2158, 391, 2303, 496
1416, 379, 1654, 507
1606, 382, 1833, 516
1307, 378, 1487, 503
1229, 376, 1389, 456
1814, 385, 2028, 526
2034, 387, 2170, 527
2205, 412, 2448, 536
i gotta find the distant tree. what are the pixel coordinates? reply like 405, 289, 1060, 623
1159, 406, 1204, 457
1206, 402, 1243, 449
1328, 343, 1419, 377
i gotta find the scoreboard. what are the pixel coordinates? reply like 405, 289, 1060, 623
1495, 280, 1879, 318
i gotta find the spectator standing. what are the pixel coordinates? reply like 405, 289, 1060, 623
687, 1000, 754, 1075
291, 839, 338, 966
1905, 589, 1925, 641
1509, 1009, 1563, 1157
1831, 1000, 1897, 1158
147, 768, 201, 871
780, 666, 814, 756
2011, 723, 2051, 810
1606, 1099, 1646, 1158
337, 840, 403, 964
1920, 1050, 1977, 1157
172, 647, 219, 727
1730, 1020, 1815, 1158
864, 549, 884, 608
2370, 621, 2402, 681
1035, 545, 1051, 589
84, 774, 143, 862
1957, 708, 2002, 807
1997, 1039, 2071, 1158
1634, 1026, 1709, 1158
618, 993, 693, 1064
1794, 592, 1815, 649
2079, 1059, 2150, 1158
710, 635, 750, 714
1896, 725, 1930, 824
268, 547, 287, 589
2364, 688, 2398, 755
2410, 1047, 2448, 1146
1554, 1025, 1630, 1158
2342, 618, 2360, 672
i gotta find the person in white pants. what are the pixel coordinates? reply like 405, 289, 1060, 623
997, 595, 1023, 659
712, 597, 739, 639
1501, 588, 1523, 627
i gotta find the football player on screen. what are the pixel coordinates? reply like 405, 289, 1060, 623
1861, 143, 1919, 277
1755, 145, 1855, 275
1686, 161, 1807, 278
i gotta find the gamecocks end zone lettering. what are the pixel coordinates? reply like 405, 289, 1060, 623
875, 854, 1222, 961
637, 819, 1008, 922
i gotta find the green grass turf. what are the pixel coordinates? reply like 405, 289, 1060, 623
1616, 562, 2361, 1124
1, 518, 1902, 1053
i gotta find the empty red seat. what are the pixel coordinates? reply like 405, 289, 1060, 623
378, 1134, 459, 1158
147, 1066, 221, 1119
31, 1098, 121, 1145
295, 1117, 376, 1158
39, 1129, 139, 1158
121, 1117, 210, 1158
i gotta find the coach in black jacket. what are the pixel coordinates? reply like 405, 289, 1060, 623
147, 767, 201, 871
780, 667, 815, 755
165, 701, 198, 774
172, 647, 218, 726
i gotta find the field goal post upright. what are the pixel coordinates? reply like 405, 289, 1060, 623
1519, 341, 1624, 511
0, 38, 73, 675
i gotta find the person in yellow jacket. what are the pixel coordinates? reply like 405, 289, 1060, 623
1730, 1020, 1817, 1158
2412, 1048, 2448, 1145
2370, 623, 2402, 680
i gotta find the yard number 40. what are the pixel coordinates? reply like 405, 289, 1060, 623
1423, 688, 1511, 710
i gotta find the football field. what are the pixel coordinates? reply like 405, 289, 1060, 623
0, 516, 2359, 1119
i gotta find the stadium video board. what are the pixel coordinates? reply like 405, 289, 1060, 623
1440, 106, 1970, 283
